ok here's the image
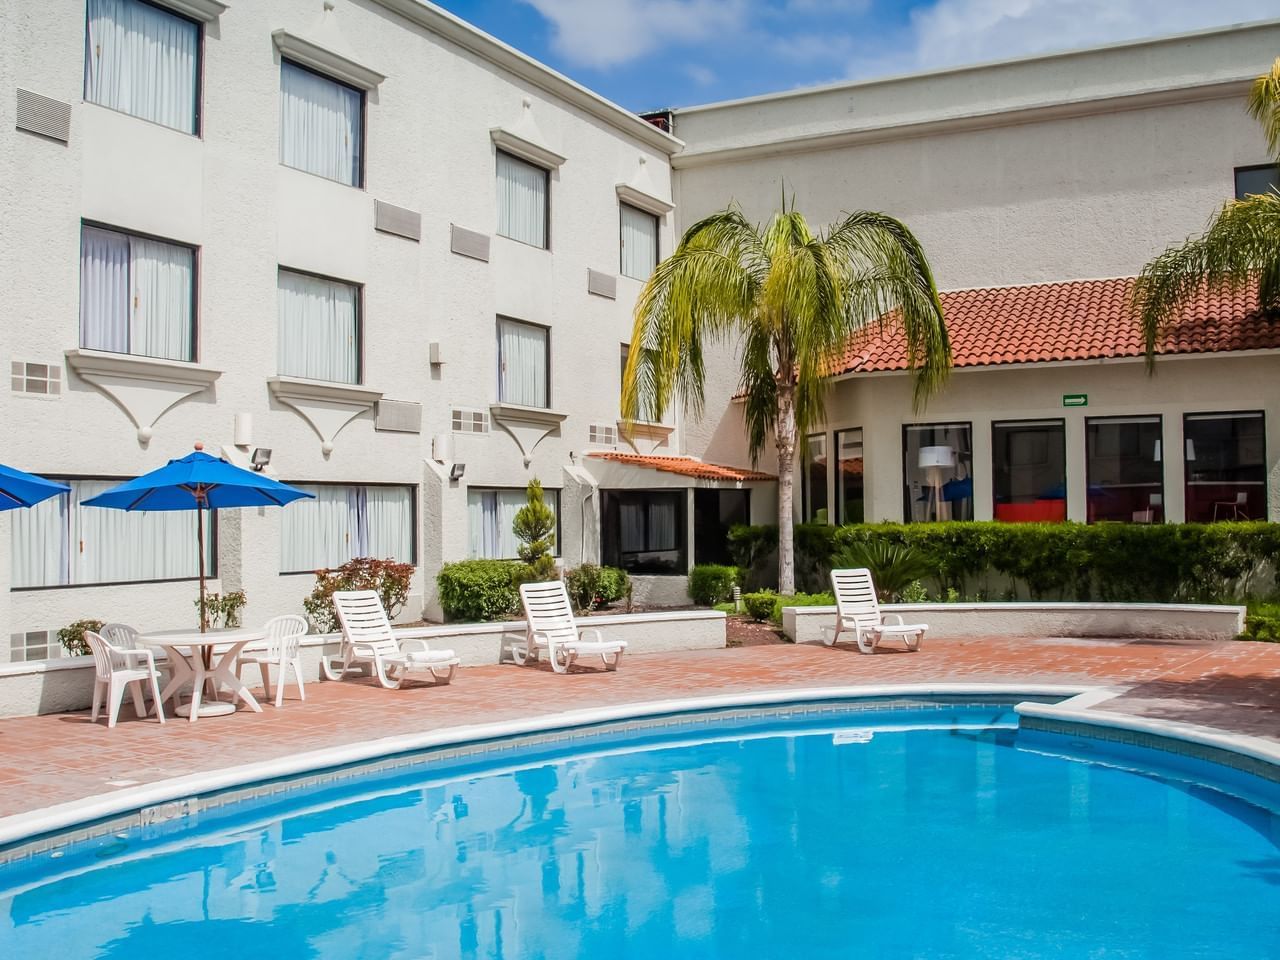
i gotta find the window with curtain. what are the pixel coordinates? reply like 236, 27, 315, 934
836, 428, 864, 524
497, 317, 549, 407
84, 0, 199, 134
601, 490, 686, 574
496, 151, 549, 248
1184, 412, 1266, 522
1235, 165, 1279, 200
903, 423, 973, 522
802, 434, 828, 523
1086, 416, 1163, 523
279, 60, 363, 187
278, 269, 360, 384
620, 204, 658, 280
467, 488, 560, 559
993, 420, 1066, 522
80, 224, 195, 361
10, 478, 212, 588
280, 484, 414, 572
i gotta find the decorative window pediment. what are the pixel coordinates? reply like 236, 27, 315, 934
491, 97, 566, 169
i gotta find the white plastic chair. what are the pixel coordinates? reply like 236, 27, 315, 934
516, 580, 626, 673
85, 630, 166, 728
236, 615, 308, 707
324, 591, 459, 689
822, 568, 927, 654
101, 621, 169, 695
1213, 491, 1249, 521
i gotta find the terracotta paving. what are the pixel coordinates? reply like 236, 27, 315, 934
2, 636, 1280, 820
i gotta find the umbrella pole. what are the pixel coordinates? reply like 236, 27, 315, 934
197, 503, 208, 635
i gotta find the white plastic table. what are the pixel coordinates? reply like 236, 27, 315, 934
140, 628, 265, 722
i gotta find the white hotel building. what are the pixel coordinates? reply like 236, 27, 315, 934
1, 1, 1278, 662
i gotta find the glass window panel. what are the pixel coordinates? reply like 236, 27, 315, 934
993, 420, 1066, 522
84, 0, 199, 134
1235, 165, 1279, 200
620, 204, 658, 280
280, 484, 414, 572
496, 151, 548, 248
278, 269, 360, 384
466, 487, 560, 560
279, 61, 363, 186
601, 490, 686, 574
497, 318, 548, 408
1086, 416, 1164, 523
836, 428, 864, 524
902, 423, 973, 523
1184, 412, 1266, 522
802, 434, 829, 523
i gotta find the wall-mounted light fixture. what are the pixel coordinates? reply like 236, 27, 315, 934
251, 447, 272, 472
449, 462, 466, 481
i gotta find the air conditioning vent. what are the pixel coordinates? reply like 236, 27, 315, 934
375, 399, 422, 433
588, 423, 617, 445
587, 269, 617, 300
11, 360, 61, 397
451, 408, 489, 434
450, 224, 490, 262
16, 89, 71, 143
374, 200, 421, 241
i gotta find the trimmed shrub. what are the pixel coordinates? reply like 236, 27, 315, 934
742, 590, 778, 622
595, 566, 629, 605
1242, 602, 1280, 642
742, 590, 835, 624
566, 564, 630, 612
437, 559, 521, 622
689, 564, 739, 606
304, 558, 414, 632
58, 618, 104, 657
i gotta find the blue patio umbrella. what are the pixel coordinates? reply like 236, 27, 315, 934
82, 445, 313, 634
0, 463, 70, 511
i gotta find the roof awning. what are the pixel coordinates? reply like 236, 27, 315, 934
585, 452, 775, 486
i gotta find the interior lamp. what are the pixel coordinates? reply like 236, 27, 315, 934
918, 445, 956, 521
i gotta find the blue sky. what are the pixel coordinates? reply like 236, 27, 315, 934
434, 0, 1276, 111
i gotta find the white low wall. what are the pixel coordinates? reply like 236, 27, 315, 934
782, 602, 1246, 645
0, 610, 726, 718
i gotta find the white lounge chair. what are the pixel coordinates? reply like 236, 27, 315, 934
324, 590, 459, 689
822, 568, 927, 653
515, 580, 626, 673
85, 630, 167, 728
236, 614, 308, 707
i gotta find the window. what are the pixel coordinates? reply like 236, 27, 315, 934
279, 60, 363, 187
80, 224, 195, 361
278, 269, 360, 384
467, 487, 560, 559
1235, 165, 1279, 200
496, 151, 549, 248
497, 317, 549, 408
1184, 412, 1266, 522
84, 0, 199, 134
903, 423, 973, 522
280, 484, 413, 573
620, 204, 658, 280
1086, 416, 1163, 523
602, 490, 686, 574
835, 428, 864, 524
10, 478, 213, 588
993, 420, 1066, 522
802, 434, 828, 523
693, 489, 749, 566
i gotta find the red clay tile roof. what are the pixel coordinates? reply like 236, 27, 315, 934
586, 452, 775, 481
831, 277, 1278, 375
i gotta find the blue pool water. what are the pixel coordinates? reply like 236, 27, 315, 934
1, 703, 1279, 958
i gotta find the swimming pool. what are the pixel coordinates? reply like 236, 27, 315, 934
1, 699, 1278, 958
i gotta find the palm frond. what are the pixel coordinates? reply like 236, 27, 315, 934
1133, 192, 1280, 364
1247, 57, 1280, 162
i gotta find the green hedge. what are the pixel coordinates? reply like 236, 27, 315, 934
742, 590, 835, 625
437, 560, 521, 622
688, 564, 741, 605
565, 564, 630, 612
728, 521, 1280, 603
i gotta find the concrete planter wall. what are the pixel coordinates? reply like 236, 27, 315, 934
782, 602, 1246, 645
0, 610, 726, 718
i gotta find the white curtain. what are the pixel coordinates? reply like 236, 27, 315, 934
497, 318, 547, 407
81, 226, 193, 361
280, 61, 362, 186
281, 485, 413, 571
620, 204, 658, 280
648, 498, 677, 551
10, 479, 205, 588
278, 270, 359, 384
620, 502, 646, 554
467, 489, 556, 559
84, 0, 198, 133
496, 152, 548, 247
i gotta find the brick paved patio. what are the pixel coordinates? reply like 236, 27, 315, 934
1, 636, 1278, 819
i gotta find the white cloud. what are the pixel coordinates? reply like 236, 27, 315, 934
685, 64, 717, 85
518, 0, 748, 70
856, 0, 1271, 77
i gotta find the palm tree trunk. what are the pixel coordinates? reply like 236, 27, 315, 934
776, 385, 797, 595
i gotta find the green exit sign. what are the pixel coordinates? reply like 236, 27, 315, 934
1062, 394, 1088, 408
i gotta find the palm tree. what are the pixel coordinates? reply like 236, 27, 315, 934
1135, 59, 1280, 358
621, 204, 951, 594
